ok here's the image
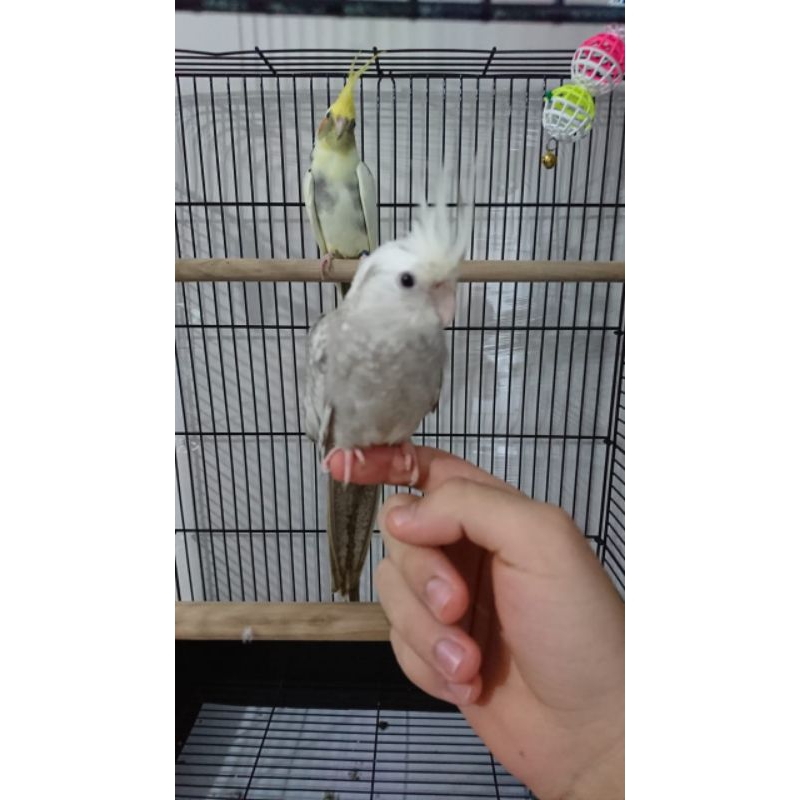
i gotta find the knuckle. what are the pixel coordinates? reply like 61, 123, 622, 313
436, 475, 474, 500
389, 631, 431, 692
396, 544, 431, 586
374, 558, 392, 590
547, 504, 580, 534
426, 459, 451, 488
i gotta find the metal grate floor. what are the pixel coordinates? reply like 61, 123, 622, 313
177, 703, 534, 799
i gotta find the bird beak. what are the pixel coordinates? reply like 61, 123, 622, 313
333, 115, 350, 139
430, 280, 457, 327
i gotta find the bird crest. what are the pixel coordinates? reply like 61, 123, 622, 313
329, 51, 381, 121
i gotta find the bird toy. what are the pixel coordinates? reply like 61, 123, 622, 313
541, 24, 624, 169
571, 30, 625, 96
542, 85, 596, 143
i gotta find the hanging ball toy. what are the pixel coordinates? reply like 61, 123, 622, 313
571, 31, 625, 96
542, 85, 596, 143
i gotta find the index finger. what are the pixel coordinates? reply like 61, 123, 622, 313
325, 444, 520, 495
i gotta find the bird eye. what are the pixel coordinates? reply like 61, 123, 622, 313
400, 272, 415, 289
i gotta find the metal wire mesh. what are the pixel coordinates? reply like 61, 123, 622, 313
177, 703, 533, 799
601, 359, 624, 595
175, 52, 625, 260
174, 49, 625, 603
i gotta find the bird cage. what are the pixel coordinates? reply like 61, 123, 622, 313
175, 47, 624, 799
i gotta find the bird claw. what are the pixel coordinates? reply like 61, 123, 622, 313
399, 441, 419, 487
320, 253, 334, 279
322, 446, 366, 485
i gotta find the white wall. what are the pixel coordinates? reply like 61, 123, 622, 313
176, 11, 602, 52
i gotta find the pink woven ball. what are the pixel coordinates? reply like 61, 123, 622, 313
571, 32, 625, 96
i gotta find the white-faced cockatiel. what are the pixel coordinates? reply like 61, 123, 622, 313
304, 172, 473, 601
303, 53, 380, 297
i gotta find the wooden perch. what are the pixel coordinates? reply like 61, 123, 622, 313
175, 258, 624, 283
175, 601, 391, 641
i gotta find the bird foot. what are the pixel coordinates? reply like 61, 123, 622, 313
320, 253, 334, 279
399, 441, 419, 487
322, 446, 366, 485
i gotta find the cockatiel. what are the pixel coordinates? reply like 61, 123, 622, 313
303, 53, 379, 297
304, 173, 473, 601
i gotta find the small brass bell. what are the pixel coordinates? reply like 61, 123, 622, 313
542, 150, 557, 170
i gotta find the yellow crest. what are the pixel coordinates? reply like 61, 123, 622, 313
328, 51, 381, 121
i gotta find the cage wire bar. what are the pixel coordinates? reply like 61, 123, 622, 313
175, 48, 625, 605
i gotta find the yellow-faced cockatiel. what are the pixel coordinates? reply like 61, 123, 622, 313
303, 53, 380, 297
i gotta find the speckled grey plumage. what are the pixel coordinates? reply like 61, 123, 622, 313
306, 305, 445, 451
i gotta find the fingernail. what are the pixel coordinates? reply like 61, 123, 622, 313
446, 682, 474, 705
434, 638, 465, 678
388, 503, 415, 528
425, 577, 452, 616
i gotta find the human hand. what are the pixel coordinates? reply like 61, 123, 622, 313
327, 445, 624, 800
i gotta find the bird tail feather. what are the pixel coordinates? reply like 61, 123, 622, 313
327, 477, 381, 601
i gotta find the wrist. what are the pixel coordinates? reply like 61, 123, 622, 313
563, 733, 624, 800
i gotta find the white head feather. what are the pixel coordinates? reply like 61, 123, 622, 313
347, 164, 474, 301
399, 168, 474, 283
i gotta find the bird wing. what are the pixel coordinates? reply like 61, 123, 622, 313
356, 161, 379, 253
304, 313, 333, 449
303, 168, 329, 255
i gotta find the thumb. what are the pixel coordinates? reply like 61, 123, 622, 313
378, 492, 420, 532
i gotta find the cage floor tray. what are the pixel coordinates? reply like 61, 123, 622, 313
177, 703, 533, 799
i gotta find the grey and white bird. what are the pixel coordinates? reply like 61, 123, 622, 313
304, 177, 472, 600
